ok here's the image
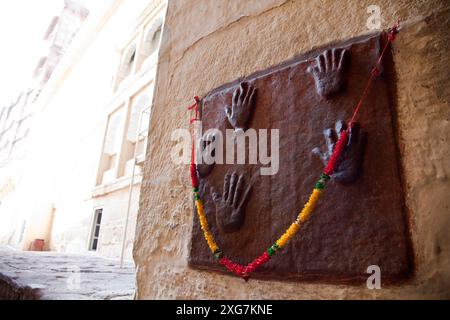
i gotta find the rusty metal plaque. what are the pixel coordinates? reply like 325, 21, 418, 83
188, 33, 413, 283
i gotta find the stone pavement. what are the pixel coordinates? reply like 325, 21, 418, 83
0, 246, 135, 300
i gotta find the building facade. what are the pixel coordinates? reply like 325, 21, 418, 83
0, 0, 89, 250
0, 0, 167, 262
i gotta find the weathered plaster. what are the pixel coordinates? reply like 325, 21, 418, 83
134, 0, 450, 299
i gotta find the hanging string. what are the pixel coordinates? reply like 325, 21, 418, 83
349, 20, 400, 125
188, 96, 200, 189
187, 96, 200, 123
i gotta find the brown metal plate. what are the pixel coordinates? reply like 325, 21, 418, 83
188, 33, 412, 283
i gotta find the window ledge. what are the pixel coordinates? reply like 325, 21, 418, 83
92, 173, 143, 198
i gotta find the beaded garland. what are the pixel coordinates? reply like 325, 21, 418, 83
188, 24, 399, 281
191, 129, 349, 281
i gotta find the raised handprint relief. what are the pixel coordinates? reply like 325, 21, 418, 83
211, 172, 252, 233
225, 82, 256, 132
307, 48, 349, 98
312, 120, 366, 184
196, 132, 217, 177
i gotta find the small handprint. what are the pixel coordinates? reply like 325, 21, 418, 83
307, 48, 349, 98
196, 132, 216, 177
225, 82, 256, 132
312, 120, 366, 184
211, 172, 252, 233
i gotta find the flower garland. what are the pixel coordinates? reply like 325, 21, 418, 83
188, 24, 399, 281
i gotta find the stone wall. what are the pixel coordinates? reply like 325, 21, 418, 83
134, 0, 450, 299
0, 274, 40, 300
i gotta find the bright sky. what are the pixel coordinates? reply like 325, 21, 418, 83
0, 0, 64, 106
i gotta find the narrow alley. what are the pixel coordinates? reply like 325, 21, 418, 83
0, 246, 135, 300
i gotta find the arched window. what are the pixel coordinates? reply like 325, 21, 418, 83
103, 109, 124, 156
127, 92, 151, 142
141, 19, 163, 64
147, 25, 162, 56
115, 43, 137, 89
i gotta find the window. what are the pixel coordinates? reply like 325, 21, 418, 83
115, 43, 137, 90
127, 88, 151, 143
117, 86, 152, 177
33, 57, 47, 79
96, 105, 125, 185
149, 25, 162, 52
103, 108, 124, 156
139, 18, 163, 69
89, 208, 103, 251
43, 16, 59, 42
143, 24, 162, 58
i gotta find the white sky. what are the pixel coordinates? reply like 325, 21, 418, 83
0, 0, 64, 106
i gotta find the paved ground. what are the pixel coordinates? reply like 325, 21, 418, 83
0, 246, 135, 300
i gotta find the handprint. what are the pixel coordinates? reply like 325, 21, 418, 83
211, 172, 252, 233
196, 132, 216, 177
225, 82, 256, 132
312, 120, 366, 184
307, 48, 349, 98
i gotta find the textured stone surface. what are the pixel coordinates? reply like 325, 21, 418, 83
0, 246, 135, 300
134, 0, 450, 299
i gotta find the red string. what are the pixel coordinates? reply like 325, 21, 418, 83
188, 96, 200, 188
188, 96, 200, 123
327, 22, 400, 177
190, 148, 198, 189
323, 128, 350, 176
349, 21, 400, 125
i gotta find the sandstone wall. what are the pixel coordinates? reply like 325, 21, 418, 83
134, 0, 450, 299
